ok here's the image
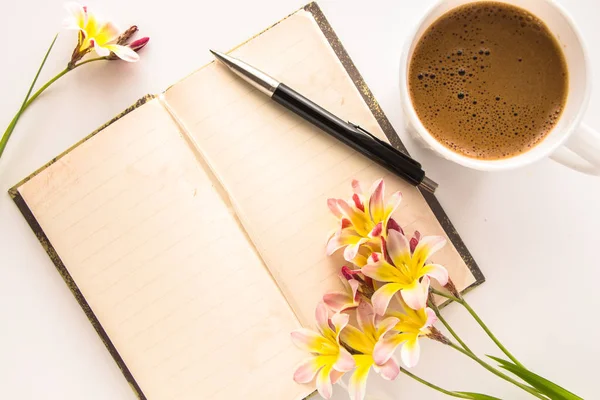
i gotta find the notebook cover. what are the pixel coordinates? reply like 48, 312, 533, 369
9, 3, 484, 399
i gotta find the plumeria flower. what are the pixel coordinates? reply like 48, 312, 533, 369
323, 275, 361, 313
362, 229, 449, 313
326, 179, 402, 262
291, 303, 356, 399
373, 296, 437, 368
340, 302, 400, 400
64, 2, 144, 63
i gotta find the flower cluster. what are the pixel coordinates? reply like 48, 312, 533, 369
293, 179, 450, 400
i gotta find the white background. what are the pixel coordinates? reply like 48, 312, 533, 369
0, 0, 598, 399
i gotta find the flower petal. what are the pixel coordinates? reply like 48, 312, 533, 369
330, 312, 350, 338
356, 301, 376, 337
327, 198, 343, 218
323, 292, 352, 313
94, 21, 121, 45
334, 346, 356, 372
352, 179, 363, 195
424, 307, 437, 328
315, 302, 330, 336
375, 357, 400, 381
371, 283, 404, 315
368, 179, 385, 222
290, 328, 331, 353
368, 222, 383, 238
293, 356, 325, 383
362, 259, 406, 284
376, 316, 400, 339
104, 44, 140, 62
421, 263, 449, 286
326, 228, 365, 256
373, 332, 411, 364
63, 2, 86, 29
384, 191, 402, 219
348, 355, 372, 400
340, 324, 373, 355
401, 337, 421, 368
344, 240, 366, 262
401, 277, 430, 310
93, 41, 111, 57
412, 235, 447, 268
386, 229, 412, 268
316, 364, 334, 399
330, 369, 345, 385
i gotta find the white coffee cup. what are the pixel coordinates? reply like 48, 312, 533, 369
399, 0, 600, 175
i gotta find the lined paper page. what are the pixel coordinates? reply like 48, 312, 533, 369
164, 10, 476, 327
17, 99, 311, 400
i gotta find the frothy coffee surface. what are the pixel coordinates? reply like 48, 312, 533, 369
409, 2, 568, 160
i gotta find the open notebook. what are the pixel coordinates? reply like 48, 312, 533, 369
10, 3, 484, 399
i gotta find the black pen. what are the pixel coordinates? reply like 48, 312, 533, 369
210, 50, 437, 193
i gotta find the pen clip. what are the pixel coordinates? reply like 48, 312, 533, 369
348, 122, 422, 167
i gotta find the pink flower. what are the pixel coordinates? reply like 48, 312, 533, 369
362, 229, 449, 313
373, 296, 437, 368
326, 179, 402, 263
340, 302, 400, 400
291, 303, 355, 399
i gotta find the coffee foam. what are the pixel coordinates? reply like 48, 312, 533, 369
409, 2, 568, 160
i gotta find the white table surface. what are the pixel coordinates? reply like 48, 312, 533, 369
0, 0, 598, 399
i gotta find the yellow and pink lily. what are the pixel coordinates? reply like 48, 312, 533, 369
362, 228, 448, 312
374, 296, 437, 368
327, 179, 402, 263
64, 2, 145, 62
291, 303, 356, 399
340, 302, 400, 400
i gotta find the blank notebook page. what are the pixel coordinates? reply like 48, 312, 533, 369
17, 100, 310, 400
164, 10, 476, 327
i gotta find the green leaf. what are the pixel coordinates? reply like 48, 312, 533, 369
487, 355, 583, 400
456, 392, 502, 400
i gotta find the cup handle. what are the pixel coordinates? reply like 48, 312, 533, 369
550, 123, 600, 175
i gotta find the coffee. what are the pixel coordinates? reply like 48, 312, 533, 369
408, 1, 568, 160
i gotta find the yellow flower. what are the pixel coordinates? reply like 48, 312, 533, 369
373, 297, 437, 368
326, 179, 402, 263
340, 302, 400, 400
64, 2, 140, 62
291, 303, 355, 399
362, 229, 448, 312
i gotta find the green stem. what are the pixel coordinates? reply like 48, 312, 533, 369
461, 299, 525, 368
448, 343, 547, 399
0, 34, 58, 159
0, 42, 107, 159
428, 299, 473, 354
400, 368, 474, 399
431, 288, 525, 368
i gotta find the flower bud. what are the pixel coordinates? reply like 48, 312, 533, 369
444, 277, 461, 299
386, 217, 403, 235
129, 36, 149, 52
409, 231, 421, 253
426, 327, 451, 345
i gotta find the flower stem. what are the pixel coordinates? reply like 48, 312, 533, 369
448, 343, 547, 399
428, 299, 473, 354
0, 44, 107, 160
400, 368, 474, 399
431, 288, 525, 369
